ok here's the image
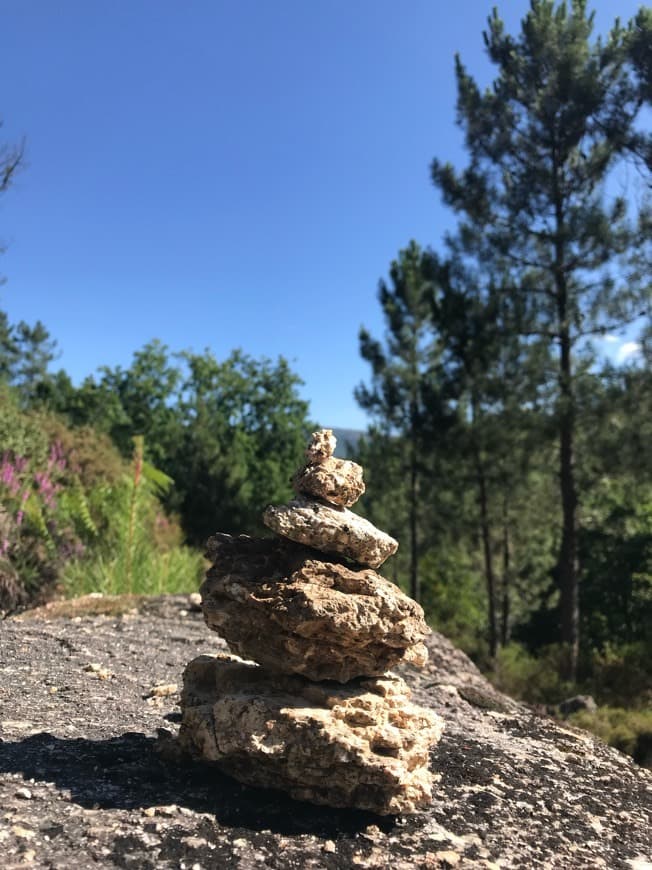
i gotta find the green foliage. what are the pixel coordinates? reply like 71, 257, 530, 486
491, 638, 652, 712
0, 387, 205, 610
61, 435, 203, 598
586, 641, 652, 709
167, 348, 313, 543
0, 387, 49, 463
430, 0, 651, 678
0, 314, 58, 403
0, 406, 88, 608
35, 339, 313, 546
355, 242, 453, 602
570, 707, 652, 761
419, 543, 487, 661
491, 643, 574, 705
62, 537, 204, 598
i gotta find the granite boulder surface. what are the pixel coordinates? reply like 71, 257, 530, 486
0, 594, 650, 869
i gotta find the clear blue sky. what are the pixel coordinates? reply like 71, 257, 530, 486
0, 0, 644, 429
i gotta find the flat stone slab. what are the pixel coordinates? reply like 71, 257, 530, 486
263, 496, 398, 568
179, 653, 443, 816
202, 534, 428, 682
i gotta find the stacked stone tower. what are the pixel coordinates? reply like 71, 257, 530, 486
178, 430, 444, 815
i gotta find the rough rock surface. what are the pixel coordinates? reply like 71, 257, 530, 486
0, 595, 650, 869
304, 428, 338, 463
179, 653, 443, 815
263, 496, 398, 568
202, 534, 428, 682
293, 456, 366, 508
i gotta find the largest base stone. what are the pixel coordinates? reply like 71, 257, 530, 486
179, 653, 444, 815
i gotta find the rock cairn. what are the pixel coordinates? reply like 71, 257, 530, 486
178, 430, 444, 815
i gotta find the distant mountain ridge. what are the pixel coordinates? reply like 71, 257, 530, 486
330, 427, 364, 458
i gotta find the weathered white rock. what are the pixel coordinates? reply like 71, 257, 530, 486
179, 653, 444, 815
262, 496, 398, 568
202, 534, 428, 682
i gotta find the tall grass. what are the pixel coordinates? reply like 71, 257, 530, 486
62, 543, 205, 597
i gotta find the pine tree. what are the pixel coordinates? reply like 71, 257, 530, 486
356, 241, 444, 603
431, 1, 651, 678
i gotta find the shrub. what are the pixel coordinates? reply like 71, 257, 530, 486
570, 706, 652, 764
60, 436, 205, 597
0, 394, 205, 610
490, 643, 574, 705
0, 437, 86, 610
588, 641, 652, 708
419, 545, 487, 662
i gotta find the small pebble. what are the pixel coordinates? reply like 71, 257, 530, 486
147, 683, 178, 698
15, 787, 32, 800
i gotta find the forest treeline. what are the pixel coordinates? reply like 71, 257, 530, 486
0, 2, 651, 751
0, 336, 313, 607
355, 1, 652, 712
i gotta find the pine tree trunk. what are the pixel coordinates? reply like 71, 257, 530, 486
409, 435, 419, 603
558, 330, 579, 680
553, 163, 579, 683
476, 449, 498, 659
501, 499, 511, 647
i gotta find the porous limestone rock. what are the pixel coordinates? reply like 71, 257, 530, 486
304, 428, 337, 463
178, 653, 444, 815
262, 496, 398, 568
293, 456, 365, 508
201, 534, 428, 682
293, 429, 366, 507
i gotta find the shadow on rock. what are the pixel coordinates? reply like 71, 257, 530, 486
0, 731, 397, 837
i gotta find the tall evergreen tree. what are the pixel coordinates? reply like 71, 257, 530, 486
431, 0, 651, 678
356, 241, 443, 603
435, 248, 555, 657
12, 320, 58, 395
0, 310, 18, 381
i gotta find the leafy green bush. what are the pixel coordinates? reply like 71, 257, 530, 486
420, 545, 487, 662
587, 641, 652, 708
490, 643, 574, 705
0, 393, 205, 609
60, 436, 205, 597
0, 396, 93, 609
62, 540, 205, 597
488, 638, 652, 711
570, 706, 652, 762
0, 387, 49, 463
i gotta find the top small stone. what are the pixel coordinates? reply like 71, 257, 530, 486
304, 429, 337, 464
294, 430, 366, 508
